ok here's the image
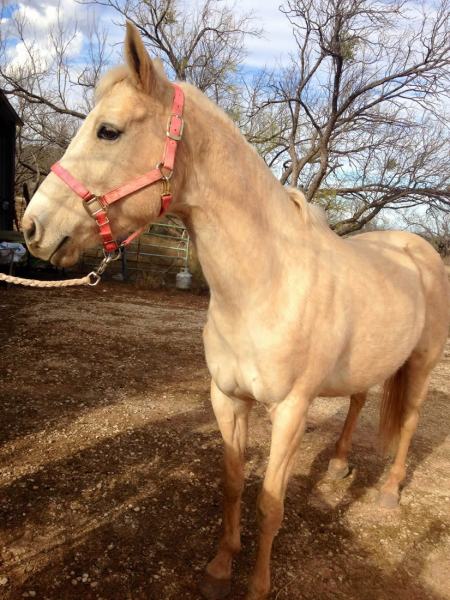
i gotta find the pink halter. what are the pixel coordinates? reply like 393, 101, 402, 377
51, 84, 185, 254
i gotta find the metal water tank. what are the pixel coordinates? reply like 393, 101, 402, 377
176, 268, 192, 290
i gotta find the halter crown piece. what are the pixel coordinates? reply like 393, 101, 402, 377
51, 84, 185, 255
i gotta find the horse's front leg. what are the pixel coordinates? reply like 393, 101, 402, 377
247, 393, 310, 600
200, 380, 252, 600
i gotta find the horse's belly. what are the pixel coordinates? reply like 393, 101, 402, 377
204, 251, 427, 403
320, 301, 426, 396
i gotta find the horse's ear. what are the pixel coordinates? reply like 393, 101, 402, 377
124, 22, 157, 94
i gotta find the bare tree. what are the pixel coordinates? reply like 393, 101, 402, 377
403, 208, 450, 256
79, 0, 261, 104
249, 0, 450, 233
0, 1, 111, 194
3, 0, 450, 235
0, 3, 109, 120
1, 0, 259, 194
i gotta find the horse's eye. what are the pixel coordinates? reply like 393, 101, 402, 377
97, 125, 121, 141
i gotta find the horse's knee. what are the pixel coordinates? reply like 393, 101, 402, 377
256, 492, 284, 535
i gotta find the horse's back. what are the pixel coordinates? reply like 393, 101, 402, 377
348, 229, 448, 299
349, 229, 442, 265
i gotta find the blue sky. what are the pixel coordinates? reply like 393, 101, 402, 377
2, 0, 297, 72
2, 3, 18, 18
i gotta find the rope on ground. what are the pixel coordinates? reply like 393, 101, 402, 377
0, 272, 93, 287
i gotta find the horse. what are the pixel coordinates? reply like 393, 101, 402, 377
22, 23, 449, 600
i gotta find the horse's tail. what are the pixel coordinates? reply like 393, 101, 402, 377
379, 362, 409, 454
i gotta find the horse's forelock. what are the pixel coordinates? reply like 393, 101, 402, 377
95, 60, 170, 104
95, 65, 131, 102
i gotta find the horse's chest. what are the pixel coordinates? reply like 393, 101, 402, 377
203, 319, 298, 403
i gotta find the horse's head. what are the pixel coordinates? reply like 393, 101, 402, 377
23, 23, 179, 267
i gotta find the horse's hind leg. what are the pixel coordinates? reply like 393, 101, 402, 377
378, 357, 432, 508
327, 392, 367, 480
379, 240, 449, 508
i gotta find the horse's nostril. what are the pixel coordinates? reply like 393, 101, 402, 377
27, 221, 36, 239
23, 215, 39, 245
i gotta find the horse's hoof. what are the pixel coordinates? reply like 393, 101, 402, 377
199, 572, 231, 600
327, 458, 350, 480
378, 490, 399, 509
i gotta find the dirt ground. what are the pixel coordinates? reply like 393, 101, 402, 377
0, 283, 449, 600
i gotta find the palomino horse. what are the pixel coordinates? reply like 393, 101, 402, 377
23, 23, 449, 600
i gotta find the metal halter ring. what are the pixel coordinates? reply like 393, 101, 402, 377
87, 248, 122, 286
104, 247, 122, 262
156, 162, 173, 181
87, 272, 101, 286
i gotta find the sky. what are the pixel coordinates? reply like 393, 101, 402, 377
234, 1, 297, 68
1, 0, 297, 72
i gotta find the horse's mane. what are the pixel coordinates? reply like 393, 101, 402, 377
287, 188, 330, 230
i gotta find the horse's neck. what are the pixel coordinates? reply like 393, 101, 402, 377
176, 87, 311, 309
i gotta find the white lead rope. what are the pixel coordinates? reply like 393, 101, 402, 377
0, 250, 121, 288
0, 272, 94, 287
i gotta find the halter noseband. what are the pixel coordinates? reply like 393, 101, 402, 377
51, 84, 185, 255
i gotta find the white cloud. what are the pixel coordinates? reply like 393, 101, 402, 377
5, 3, 66, 66
237, 1, 296, 68
18, 3, 59, 30
3, 0, 295, 73
7, 39, 51, 69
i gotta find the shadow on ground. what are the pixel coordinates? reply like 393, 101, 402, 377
0, 286, 448, 600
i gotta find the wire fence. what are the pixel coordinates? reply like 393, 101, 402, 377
80, 218, 190, 281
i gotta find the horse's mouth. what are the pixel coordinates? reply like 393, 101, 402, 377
49, 236, 71, 265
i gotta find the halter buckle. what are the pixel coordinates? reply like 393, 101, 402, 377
84, 195, 106, 218
166, 113, 184, 141
161, 177, 171, 196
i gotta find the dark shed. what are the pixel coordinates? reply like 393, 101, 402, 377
0, 90, 22, 230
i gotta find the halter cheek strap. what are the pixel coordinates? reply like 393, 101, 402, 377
51, 84, 185, 254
